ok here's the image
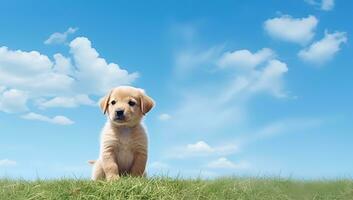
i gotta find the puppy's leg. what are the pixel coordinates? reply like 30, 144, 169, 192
91, 160, 105, 180
130, 152, 147, 177
101, 149, 119, 181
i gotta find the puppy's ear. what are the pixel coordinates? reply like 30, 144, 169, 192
139, 90, 155, 115
99, 90, 113, 114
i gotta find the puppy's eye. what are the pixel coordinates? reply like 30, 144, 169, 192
111, 100, 116, 105
128, 101, 136, 106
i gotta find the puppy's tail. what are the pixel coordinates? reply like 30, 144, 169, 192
88, 160, 96, 165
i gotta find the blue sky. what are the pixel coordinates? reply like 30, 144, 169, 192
0, 0, 352, 179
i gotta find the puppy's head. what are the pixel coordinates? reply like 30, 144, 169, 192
99, 86, 154, 127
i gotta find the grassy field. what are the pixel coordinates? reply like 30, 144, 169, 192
1, 177, 353, 200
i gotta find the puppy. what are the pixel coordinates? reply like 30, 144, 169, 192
91, 86, 154, 181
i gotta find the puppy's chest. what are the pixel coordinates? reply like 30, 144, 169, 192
117, 134, 133, 152
115, 131, 134, 170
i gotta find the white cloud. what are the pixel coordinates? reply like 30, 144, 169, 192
0, 89, 28, 113
0, 159, 17, 167
170, 141, 239, 158
0, 36, 138, 115
37, 94, 95, 109
0, 46, 74, 97
69, 37, 139, 95
158, 113, 171, 121
207, 157, 250, 170
0, 47, 53, 74
53, 53, 74, 75
298, 31, 347, 65
21, 112, 74, 125
187, 141, 214, 153
305, 0, 335, 11
264, 15, 318, 44
218, 48, 274, 69
44, 27, 78, 45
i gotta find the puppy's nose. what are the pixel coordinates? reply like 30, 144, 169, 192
116, 110, 124, 117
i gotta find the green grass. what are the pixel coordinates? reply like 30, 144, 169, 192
1, 177, 353, 200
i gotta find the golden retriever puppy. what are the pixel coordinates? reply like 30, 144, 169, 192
91, 86, 154, 181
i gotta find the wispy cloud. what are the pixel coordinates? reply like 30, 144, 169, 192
305, 0, 335, 11
298, 31, 347, 65
218, 48, 275, 69
0, 159, 17, 167
21, 112, 74, 125
166, 47, 288, 135
36, 94, 95, 109
154, 24, 293, 154
219, 55, 289, 99
44, 27, 78, 45
321, 0, 335, 10
158, 113, 172, 121
174, 46, 223, 78
238, 117, 324, 146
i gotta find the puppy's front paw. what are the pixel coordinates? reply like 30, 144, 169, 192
107, 174, 119, 181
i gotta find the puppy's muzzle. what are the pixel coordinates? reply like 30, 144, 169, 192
115, 109, 125, 120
